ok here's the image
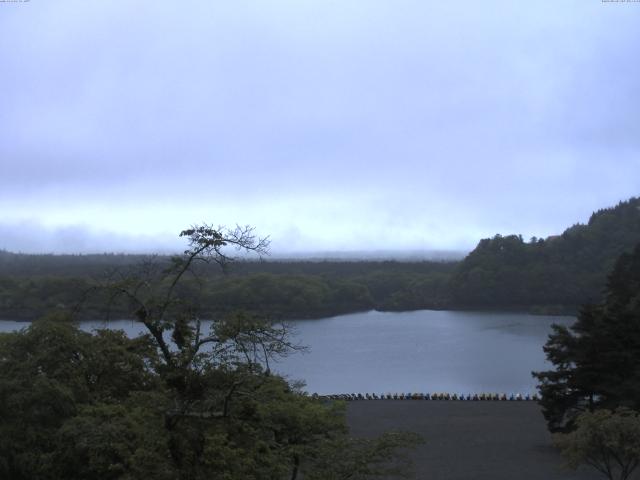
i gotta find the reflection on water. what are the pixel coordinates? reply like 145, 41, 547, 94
0, 310, 574, 395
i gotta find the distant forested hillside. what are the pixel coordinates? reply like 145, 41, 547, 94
449, 197, 640, 313
0, 255, 455, 320
1, 197, 639, 320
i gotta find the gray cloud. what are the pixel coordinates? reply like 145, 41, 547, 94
0, 1, 638, 253
0, 221, 180, 254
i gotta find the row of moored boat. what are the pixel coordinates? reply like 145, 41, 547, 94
313, 392, 539, 401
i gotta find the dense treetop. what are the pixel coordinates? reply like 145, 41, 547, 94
449, 197, 640, 312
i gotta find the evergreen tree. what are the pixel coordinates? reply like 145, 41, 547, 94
533, 243, 640, 432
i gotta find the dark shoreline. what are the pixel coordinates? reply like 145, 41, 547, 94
347, 401, 600, 480
0, 305, 577, 323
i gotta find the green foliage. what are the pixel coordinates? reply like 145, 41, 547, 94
0, 263, 456, 321
554, 408, 640, 480
533, 243, 640, 432
0, 320, 420, 479
53, 400, 174, 480
451, 197, 640, 312
0, 319, 162, 480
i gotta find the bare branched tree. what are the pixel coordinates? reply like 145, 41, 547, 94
94, 224, 303, 419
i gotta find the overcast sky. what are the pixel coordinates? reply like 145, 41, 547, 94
0, 1, 638, 255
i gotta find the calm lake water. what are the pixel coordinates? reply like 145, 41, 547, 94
0, 310, 573, 395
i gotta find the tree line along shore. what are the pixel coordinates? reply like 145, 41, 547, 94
1, 197, 639, 321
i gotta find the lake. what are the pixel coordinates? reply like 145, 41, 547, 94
0, 310, 573, 395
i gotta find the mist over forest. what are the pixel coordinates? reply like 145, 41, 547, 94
2, 197, 638, 321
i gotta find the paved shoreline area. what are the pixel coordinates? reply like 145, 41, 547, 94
347, 401, 603, 480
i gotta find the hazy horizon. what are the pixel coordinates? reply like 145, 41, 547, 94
1, 1, 638, 254
0, 195, 635, 256
0, 245, 468, 261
